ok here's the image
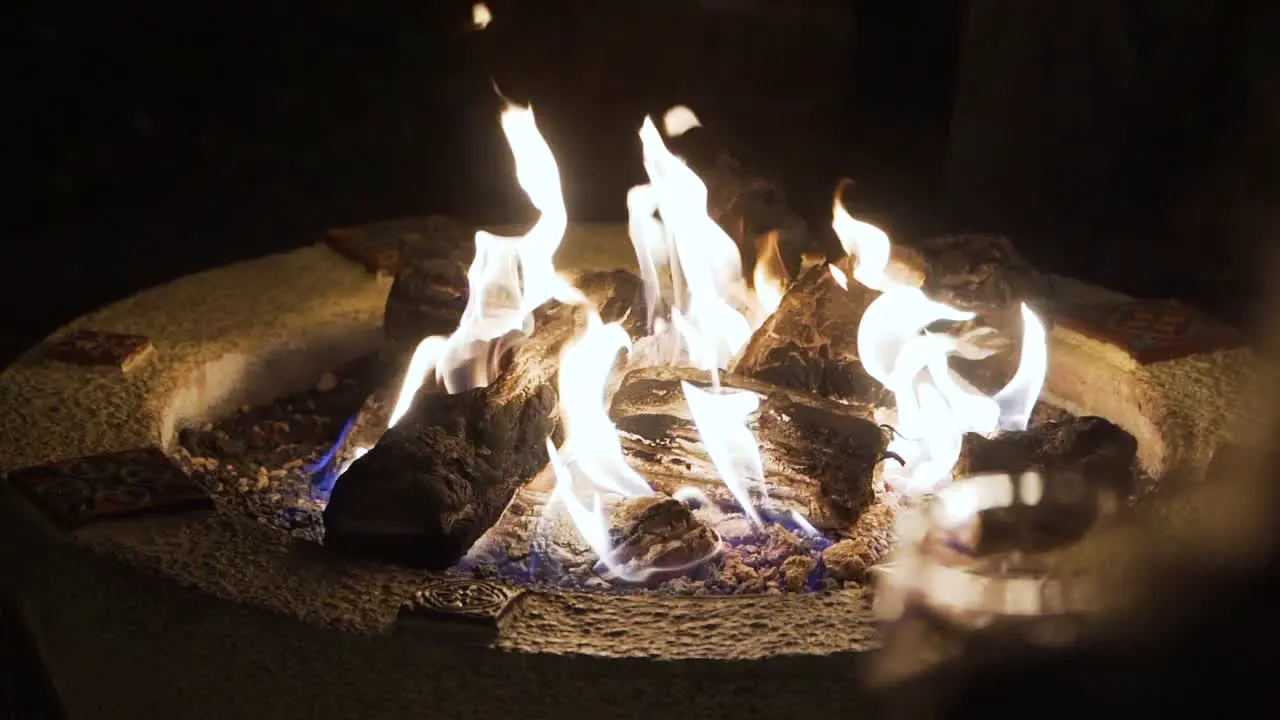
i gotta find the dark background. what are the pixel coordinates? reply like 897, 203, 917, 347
5, 0, 1279, 717
6, 0, 968, 368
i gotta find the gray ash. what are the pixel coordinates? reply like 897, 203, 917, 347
175, 354, 385, 542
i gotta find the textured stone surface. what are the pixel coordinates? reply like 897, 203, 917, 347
1044, 280, 1269, 483
0, 221, 1267, 718
1053, 298, 1247, 366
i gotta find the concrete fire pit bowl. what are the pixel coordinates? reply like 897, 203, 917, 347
0, 220, 1267, 718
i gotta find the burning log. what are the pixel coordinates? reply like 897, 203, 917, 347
951, 415, 1138, 554
909, 233, 1053, 393
323, 270, 645, 570
731, 261, 900, 404
609, 365, 893, 530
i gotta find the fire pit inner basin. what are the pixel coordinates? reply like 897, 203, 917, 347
0, 106, 1267, 720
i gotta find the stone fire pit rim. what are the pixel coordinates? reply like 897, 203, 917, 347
0, 222, 1264, 669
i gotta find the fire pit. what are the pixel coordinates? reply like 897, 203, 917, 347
0, 105, 1267, 718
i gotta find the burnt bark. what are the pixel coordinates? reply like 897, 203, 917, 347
323, 270, 645, 570
907, 233, 1053, 394
953, 415, 1138, 554
609, 365, 891, 531
381, 216, 478, 349
731, 263, 888, 404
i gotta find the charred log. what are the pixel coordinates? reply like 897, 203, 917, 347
952, 415, 1138, 554
609, 366, 892, 530
731, 263, 888, 404
380, 216, 479, 349
909, 233, 1053, 393
383, 257, 470, 349
323, 270, 645, 570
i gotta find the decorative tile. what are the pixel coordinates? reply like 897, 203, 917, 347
7, 447, 213, 531
323, 215, 476, 275
398, 576, 525, 627
323, 227, 404, 275
1053, 299, 1245, 365
47, 330, 154, 372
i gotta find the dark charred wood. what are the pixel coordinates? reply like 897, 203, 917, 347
732, 263, 887, 404
573, 269, 650, 339
912, 233, 1049, 314
910, 233, 1053, 393
380, 215, 477, 348
384, 257, 470, 349
324, 271, 645, 570
953, 415, 1138, 555
609, 366, 891, 530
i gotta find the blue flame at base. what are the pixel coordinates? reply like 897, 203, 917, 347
305, 414, 360, 499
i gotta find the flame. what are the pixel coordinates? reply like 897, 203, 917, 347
320, 102, 576, 491
682, 382, 768, 527
471, 2, 492, 30
993, 304, 1048, 431
832, 197, 1049, 495
857, 288, 1048, 494
554, 312, 654, 498
662, 105, 702, 138
751, 231, 788, 322
545, 310, 732, 582
832, 188, 892, 290
405, 102, 579, 397
388, 337, 449, 428
626, 110, 755, 372
828, 263, 849, 290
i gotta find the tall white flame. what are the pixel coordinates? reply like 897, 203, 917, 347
681, 382, 768, 527
553, 312, 654, 498
627, 112, 754, 371
335, 102, 578, 480
833, 194, 1048, 494
389, 102, 578, 411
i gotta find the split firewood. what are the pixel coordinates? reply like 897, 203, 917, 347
609, 365, 893, 530
323, 270, 646, 570
731, 261, 898, 404
950, 415, 1138, 554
